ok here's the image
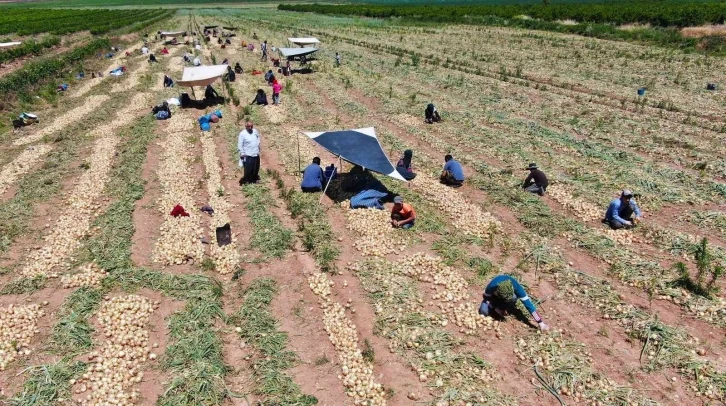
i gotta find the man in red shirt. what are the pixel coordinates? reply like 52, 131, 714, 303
390, 196, 416, 229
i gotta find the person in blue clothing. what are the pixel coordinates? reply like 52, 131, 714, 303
440, 154, 464, 187
479, 274, 550, 331
603, 189, 643, 230
300, 157, 325, 193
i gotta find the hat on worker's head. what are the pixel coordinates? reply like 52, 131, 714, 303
621, 189, 633, 198
393, 196, 403, 204
526, 163, 538, 170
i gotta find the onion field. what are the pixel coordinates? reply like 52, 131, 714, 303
0, 6, 724, 406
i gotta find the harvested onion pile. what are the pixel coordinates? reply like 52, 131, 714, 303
0, 145, 53, 195
89, 93, 151, 139
110, 60, 149, 93
264, 103, 286, 124
199, 133, 240, 274
344, 205, 401, 256
395, 113, 422, 127
61, 262, 107, 289
74, 295, 155, 405
152, 113, 204, 265
0, 304, 44, 371
14, 95, 110, 146
395, 254, 489, 335
410, 176, 501, 239
547, 184, 601, 222
308, 272, 387, 405
21, 136, 120, 278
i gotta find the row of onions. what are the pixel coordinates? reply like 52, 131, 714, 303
20, 135, 121, 278
308, 272, 388, 405
409, 175, 501, 239
151, 111, 204, 265
72, 295, 157, 405
0, 144, 53, 196
199, 132, 240, 274
0, 304, 44, 371
13, 94, 110, 146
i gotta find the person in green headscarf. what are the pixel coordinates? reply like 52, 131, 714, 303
479, 275, 549, 331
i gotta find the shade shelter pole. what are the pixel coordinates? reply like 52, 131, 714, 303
297, 131, 302, 176
319, 168, 335, 203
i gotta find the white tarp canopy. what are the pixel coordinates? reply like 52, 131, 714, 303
177, 65, 228, 87
288, 37, 320, 46
0, 41, 22, 48
279, 47, 319, 58
160, 31, 185, 36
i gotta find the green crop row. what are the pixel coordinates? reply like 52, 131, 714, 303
0, 38, 110, 95
0, 9, 170, 36
279, 2, 726, 28
0, 36, 60, 64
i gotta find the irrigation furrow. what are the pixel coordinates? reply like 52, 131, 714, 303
0, 144, 53, 196
13, 94, 110, 146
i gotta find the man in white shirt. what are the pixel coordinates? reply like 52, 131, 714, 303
193, 57, 201, 66
141, 46, 149, 54
238, 121, 261, 185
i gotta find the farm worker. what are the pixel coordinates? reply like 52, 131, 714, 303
161, 47, 169, 55
148, 54, 157, 63
261, 40, 268, 61
238, 121, 261, 185
141, 45, 149, 54
234, 62, 243, 74
396, 149, 416, 181
390, 196, 416, 230
522, 163, 549, 196
195, 44, 202, 51
193, 57, 201, 66
225, 66, 236, 82
603, 189, 643, 230
335, 52, 341, 67
204, 85, 222, 103
272, 79, 282, 105
479, 275, 549, 331
440, 154, 464, 187
250, 89, 269, 106
183, 51, 191, 63
425, 103, 441, 124
301, 157, 325, 193
163, 74, 174, 88
265, 70, 274, 84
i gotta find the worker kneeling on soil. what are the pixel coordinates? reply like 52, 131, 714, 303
390, 196, 416, 229
480, 275, 549, 331
440, 154, 464, 187
603, 189, 643, 230
522, 163, 548, 196
301, 157, 324, 193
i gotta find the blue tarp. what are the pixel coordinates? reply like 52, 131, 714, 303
350, 189, 387, 210
303, 127, 406, 182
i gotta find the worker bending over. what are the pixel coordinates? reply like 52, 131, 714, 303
522, 163, 548, 196
440, 154, 464, 187
479, 275, 549, 331
391, 196, 416, 229
603, 189, 643, 229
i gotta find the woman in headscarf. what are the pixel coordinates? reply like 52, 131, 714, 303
396, 149, 416, 180
250, 89, 268, 106
425, 103, 442, 124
